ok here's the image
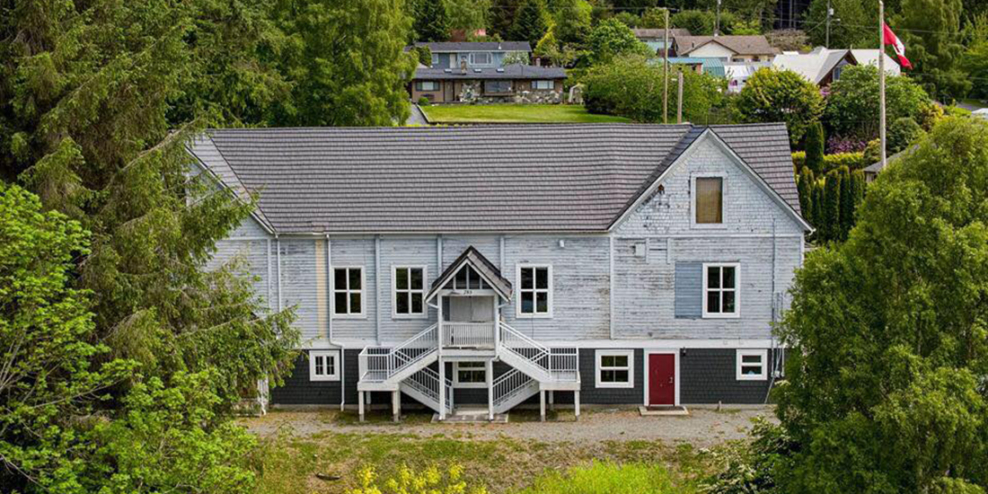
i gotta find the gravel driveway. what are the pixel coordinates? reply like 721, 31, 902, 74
244, 406, 774, 449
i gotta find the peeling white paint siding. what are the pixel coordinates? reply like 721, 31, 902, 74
441, 236, 500, 269
615, 140, 804, 237
324, 238, 377, 342
379, 237, 440, 343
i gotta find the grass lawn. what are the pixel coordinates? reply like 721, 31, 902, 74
251, 410, 717, 494
420, 104, 631, 124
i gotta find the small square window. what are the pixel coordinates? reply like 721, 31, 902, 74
596, 350, 634, 388
309, 350, 340, 381
736, 349, 767, 381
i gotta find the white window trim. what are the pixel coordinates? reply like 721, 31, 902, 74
392, 265, 428, 319
469, 52, 493, 66
595, 349, 634, 389
309, 350, 340, 381
736, 349, 768, 381
331, 266, 366, 319
702, 262, 741, 319
515, 264, 553, 319
691, 173, 727, 229
453, 362, 488, 388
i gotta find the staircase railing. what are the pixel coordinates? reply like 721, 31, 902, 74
359, 323, 438, 382
492, 369, 535, 408
404, 366, 454, 413
499, 322, 579, 382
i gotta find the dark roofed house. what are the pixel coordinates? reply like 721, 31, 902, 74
410, 64, 566, 104
193, 123, 810, 421
632, 28, 692, 56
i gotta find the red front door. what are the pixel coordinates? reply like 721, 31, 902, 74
648, 353, 676, 406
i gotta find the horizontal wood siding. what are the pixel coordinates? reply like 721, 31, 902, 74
280, 239, 322, 341
502, 236, 610, 340
441, 235, 500, 271
206, 238, 272, 310
380, 237, 439, 343
327, 238, 377, 343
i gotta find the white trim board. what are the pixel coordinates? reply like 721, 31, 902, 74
299, 338, 782, 350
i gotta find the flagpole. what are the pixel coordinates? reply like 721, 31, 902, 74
879, 0, 887, 169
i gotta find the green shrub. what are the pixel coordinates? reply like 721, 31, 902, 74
348, 464, 486, 494
804, 121, 825, 172
417, 97, 431, 106
792, 151, 867, 173
888, 117, 923, 153
517, 463, 687, 494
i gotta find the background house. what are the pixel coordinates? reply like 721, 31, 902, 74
633, 28, 692, 56
773, 47, 858, 87
674, 35, 779, 63
413, 41, 531, 70
411, 65, 566, 104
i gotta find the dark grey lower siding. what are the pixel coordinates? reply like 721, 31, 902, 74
270, 347, 779, 407
680, 349, 777, 405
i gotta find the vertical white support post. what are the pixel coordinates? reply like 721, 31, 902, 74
549, 390, 554, 411
574, 391, 581, 421
539, 390, 546, 422
392, 390, 400, 423
358, 390, 365, 422
487, 360, 494, 420
438, 356, 446, 421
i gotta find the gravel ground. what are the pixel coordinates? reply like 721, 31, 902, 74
243, 406, 775, 449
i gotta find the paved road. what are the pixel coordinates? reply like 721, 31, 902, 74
406, 104, 430, 126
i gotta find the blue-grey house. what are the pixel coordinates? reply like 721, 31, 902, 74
413, 41, 531, 70
191, 123, 810, 421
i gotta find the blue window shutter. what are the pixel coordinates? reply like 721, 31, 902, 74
675, 262, 703, 319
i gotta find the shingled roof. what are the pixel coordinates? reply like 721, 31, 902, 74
191, 123, 802, 234
412, 41, 531, 52
413, 64, 566, 81
676, 35, 778, 56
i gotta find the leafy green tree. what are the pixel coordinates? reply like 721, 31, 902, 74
639, 8, 668, 29
0, 183, 131, 492
824, 65, 931, 141
896, 0, 970, 101
584, 56, 727, 122
804, 0, 875, 48
271, 0, 417, 126
837, 166, 854, 240
416, 45, 433, 66
586, 19, 652, 65
775, 118, 988, 493
888, 117, 923, 153
733, 69, 825, 146
613, 12, 641, 28
447, 0, 491, 33
962, 40, 988, 99
509, 0, 550, 45
412, 0, 451, 41
672, 10, 716, 35
553, 0, 593, 45
489, 0, 522, 38
804, 122, 825, 172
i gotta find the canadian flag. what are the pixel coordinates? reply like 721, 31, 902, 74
883, 23, 912, 69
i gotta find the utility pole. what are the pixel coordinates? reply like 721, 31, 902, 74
879, 0, 887, 170
663, 8, 669, 124
677, 71, 684, 124
715, 0, 721, 36
826, 0, 832, 47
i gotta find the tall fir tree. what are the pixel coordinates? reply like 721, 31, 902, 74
838, 166, 854, 240
823, 171, 842, 242
804, 121, 825, 173
812, 181, 826, 240
798, 167, 815, 227
413, 0, 451, 41
510, 0, 550, 45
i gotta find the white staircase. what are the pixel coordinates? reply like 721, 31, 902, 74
400, 366, 454, 415
492, 369, 540, 414
499, 322, 580, 387
358, 323, 439, 390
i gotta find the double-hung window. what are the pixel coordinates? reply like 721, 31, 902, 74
703, 263, 739, 318
309, 350, 340, 381
694, 176, 724, 225
333, 267, 364, 318
596, 350, 634, 388
454, 362, 487, 388
736, 349, 767, 380
517, 265, 551, 317
393, 266, 426, 318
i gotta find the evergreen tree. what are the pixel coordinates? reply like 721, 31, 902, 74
490, 0, 523, 38
838, 166, 854, 240
804, 121, 825, 173
510, 0, 550, 45
798, 167, 815, 226
823, 171, 841, 242
812, 181, 826, 239
413, 0, 451, 41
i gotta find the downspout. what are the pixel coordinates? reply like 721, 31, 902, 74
609, 235, 615, 339
326, 234, 345, 411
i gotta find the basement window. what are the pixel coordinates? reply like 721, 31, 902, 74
309, 350, 340, 381
596, 350, 634, 388
454, 362, 487, 388
736, 349, 767, 381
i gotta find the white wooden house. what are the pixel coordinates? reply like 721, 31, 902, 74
191, 123, 811, 421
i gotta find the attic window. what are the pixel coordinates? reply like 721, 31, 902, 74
694, 176, 724, 225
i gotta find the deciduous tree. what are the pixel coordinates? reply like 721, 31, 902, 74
733, 68, 825, 146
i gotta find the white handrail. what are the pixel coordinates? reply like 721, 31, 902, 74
493, 369, 535, 407
362, 323, 438, 382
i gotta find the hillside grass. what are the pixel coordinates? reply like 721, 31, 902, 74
252, 418, 713, 494
419, 104, 631, 124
